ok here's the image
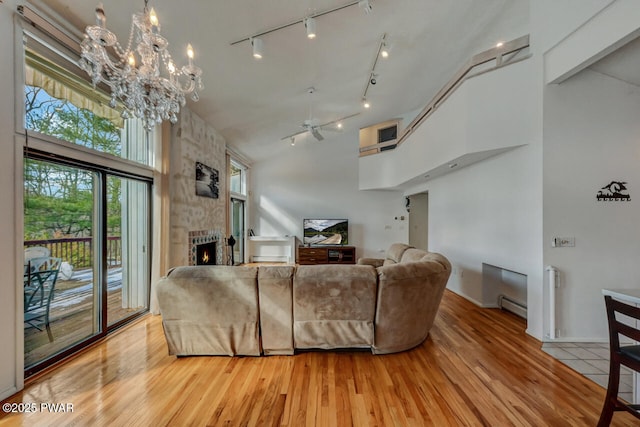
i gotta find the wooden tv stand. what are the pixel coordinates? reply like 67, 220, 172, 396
297, 245, 356, 265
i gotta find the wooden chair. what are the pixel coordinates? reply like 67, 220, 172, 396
24, 257, 61, 342
598, 295, 640, 426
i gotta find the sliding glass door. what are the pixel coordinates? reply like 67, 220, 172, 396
24, 159, 100, 368
23, 157, 151, 375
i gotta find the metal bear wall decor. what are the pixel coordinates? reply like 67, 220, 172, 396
597, 181, 630, 201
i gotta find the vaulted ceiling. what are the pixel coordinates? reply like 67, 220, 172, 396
41, 0, 640, 164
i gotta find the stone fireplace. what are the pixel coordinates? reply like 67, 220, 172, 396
168, 107, 227, 268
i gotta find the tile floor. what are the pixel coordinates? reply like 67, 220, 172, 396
542, 342, 634, 402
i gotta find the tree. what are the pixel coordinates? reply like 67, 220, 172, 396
24, 85, 123, 241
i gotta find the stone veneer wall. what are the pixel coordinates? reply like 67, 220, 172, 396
169, 106, 227, 268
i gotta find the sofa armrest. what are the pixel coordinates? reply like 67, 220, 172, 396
357, 257, 384, 267
373, 259, 451, 354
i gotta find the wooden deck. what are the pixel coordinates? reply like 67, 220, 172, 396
24, 268, 144, 368
5, 290, 638, 426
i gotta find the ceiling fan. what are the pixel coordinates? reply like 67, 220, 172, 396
281, 87, 359, 143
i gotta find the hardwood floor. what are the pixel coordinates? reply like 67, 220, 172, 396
1, 290, 636, 426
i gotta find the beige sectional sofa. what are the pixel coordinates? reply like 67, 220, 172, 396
156, 243, 451, 356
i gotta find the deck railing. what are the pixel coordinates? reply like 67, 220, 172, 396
24, 237, 122, 268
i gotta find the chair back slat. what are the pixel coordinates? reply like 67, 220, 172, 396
605, 295, 640, 348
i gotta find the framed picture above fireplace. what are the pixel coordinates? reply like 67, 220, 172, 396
195, 161, 219, 199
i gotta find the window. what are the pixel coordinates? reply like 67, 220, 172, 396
230, 160, 246, 196
19, 21, 153, 376
229, 159, 248, 264
23, 30, 152, 166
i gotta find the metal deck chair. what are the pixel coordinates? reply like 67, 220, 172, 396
24, 257, 61, 342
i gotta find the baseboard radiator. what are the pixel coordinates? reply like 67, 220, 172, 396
498, 295, 527, 319
546, 265, 559, 339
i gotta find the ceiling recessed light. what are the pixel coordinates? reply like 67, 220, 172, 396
496, 41, 504, 48
337, 122, 343, 129
448, 163, 458, 169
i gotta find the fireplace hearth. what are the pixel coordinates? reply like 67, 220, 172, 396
196, 241, 217, 265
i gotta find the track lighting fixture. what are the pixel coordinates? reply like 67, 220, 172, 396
231, 1, 373, 49
251, 37, 263, 59
304, 17, 316, 39
361, 33, 387, 110
290, 137, 296, 146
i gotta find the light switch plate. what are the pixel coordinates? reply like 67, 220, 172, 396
552, 237, 575, 247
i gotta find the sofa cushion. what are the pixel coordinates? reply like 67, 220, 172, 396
258, 265, 295, 355
400, 248, 429, 263
293, 264, 377, 349
383, 243, 413, 265
157, 266, 260, 356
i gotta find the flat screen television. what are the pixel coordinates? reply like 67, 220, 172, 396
303, 219, 348, 245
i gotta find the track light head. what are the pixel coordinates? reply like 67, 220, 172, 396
251, 37, 263, 59
380, 42, 391, 58
290, 137, 295, 146
362, 98, 370, 109
304, 17, 316, 39
359, 0, 372, 14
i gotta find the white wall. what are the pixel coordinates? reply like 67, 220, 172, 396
534, 0, 639, 342
359, 59, 537, 191
366, 52, 545, 338
411, 140, 544, 338
250, 132, 406, 260
1, 0, 20, 400
543, 69, 640, 340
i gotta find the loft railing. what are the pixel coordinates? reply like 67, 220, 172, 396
24, 237, 122, 269
359, 34, 531, 156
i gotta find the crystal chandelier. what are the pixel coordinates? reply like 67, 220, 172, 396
80, 1, 203, 130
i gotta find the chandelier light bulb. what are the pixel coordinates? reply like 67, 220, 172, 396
127, 52, 136, 67
149, 8, 159, 28
187, 44, 195, 60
